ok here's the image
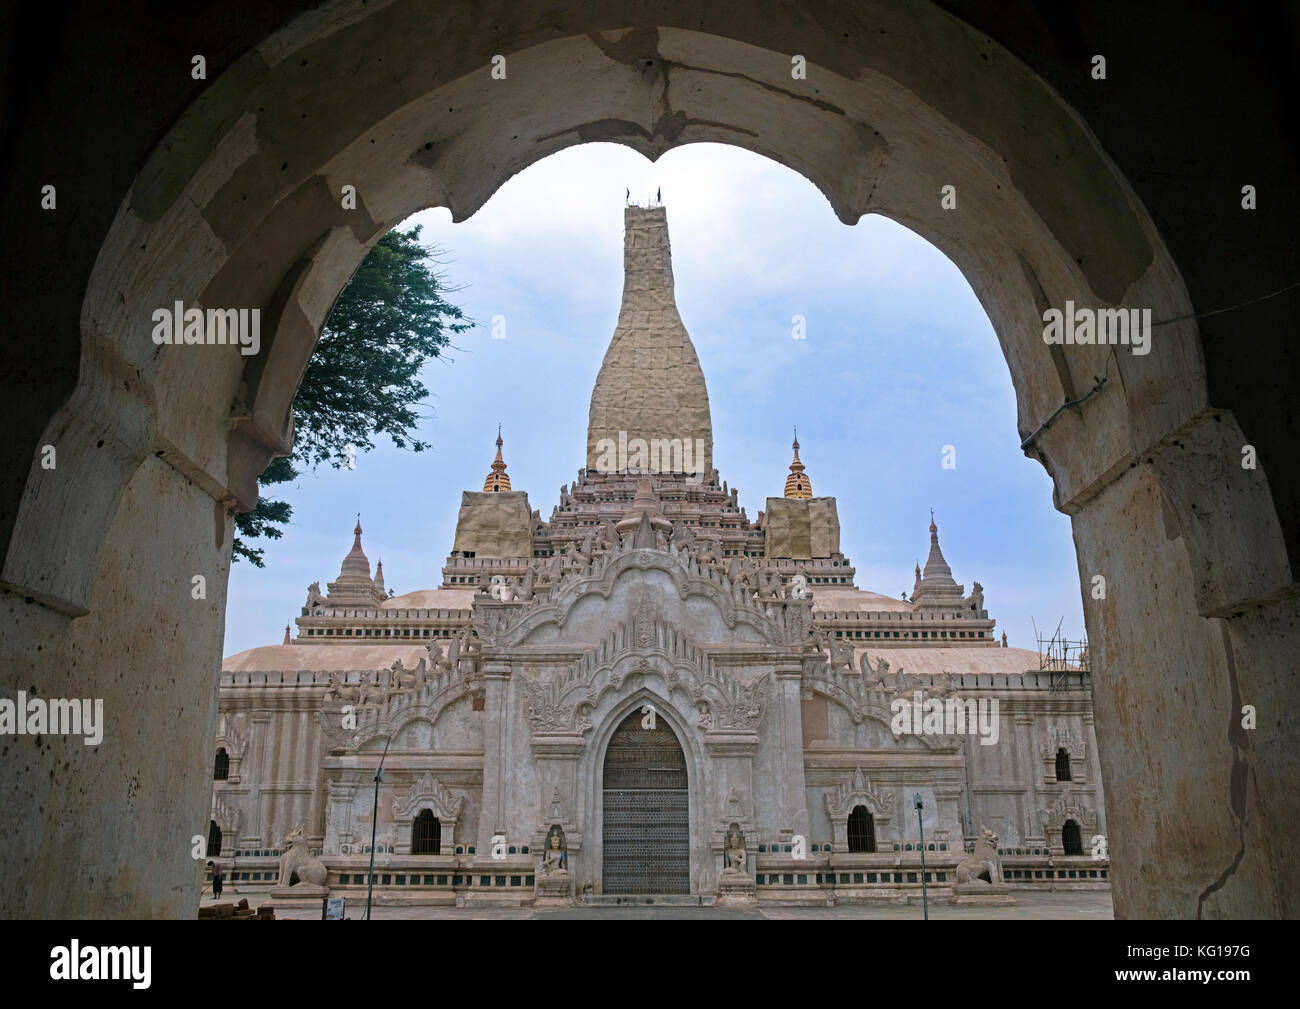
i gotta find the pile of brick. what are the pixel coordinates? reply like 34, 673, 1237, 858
198, 898, 276, 920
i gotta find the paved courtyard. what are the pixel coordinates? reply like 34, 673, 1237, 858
201, 890, 1112, 920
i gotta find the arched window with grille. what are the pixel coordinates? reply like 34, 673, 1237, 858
412, 809, 440, 854
213, 748, 229, 780
207, 820, 222, 857
1062, 818, 1083, 855
847, 805, 876, 853
1055, 747, 1072, 781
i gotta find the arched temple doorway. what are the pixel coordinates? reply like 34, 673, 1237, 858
601, 710, 690, 894
1063, 819, 1084, 856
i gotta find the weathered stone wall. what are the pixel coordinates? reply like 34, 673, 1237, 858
214, 692, 328, 851
804, 681, 1104, 854
1074, 464, 1295, 918
1, 457, 230, 917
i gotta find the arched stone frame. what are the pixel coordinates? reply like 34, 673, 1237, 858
576, 683, 710, 897
1039, 791, 1100, 856
1062, 819, 1084, 856
824, 767, 895, 854
1039, 725, 1088, 785
213, 714, 247, 784
391, 771, 462, 854
34, 10, 1241, 640
4, 1, 1294, 921
210, 794, 240, 857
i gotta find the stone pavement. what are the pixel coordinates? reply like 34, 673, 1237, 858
203, 890, 1112, 920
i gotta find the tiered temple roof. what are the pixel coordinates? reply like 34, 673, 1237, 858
232, 206, 1000, 668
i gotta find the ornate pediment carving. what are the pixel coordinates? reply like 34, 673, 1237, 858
531, 785, 583, 852
824, 767, 895, 821
541, 786, 570, 825
471, 534, 818, 652
392, 771, 463, 821
523, 677, 575, 734
1038, 789, 1098, 832
1040, 724, 1087, 759
319, 659, 470, 752
546, 587, 777, 736
693, 671, 768, 732
714, 787, 755, 831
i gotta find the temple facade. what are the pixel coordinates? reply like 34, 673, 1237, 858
212, 205, 1109, 906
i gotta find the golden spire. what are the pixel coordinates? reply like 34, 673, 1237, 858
783, 427, 812, 498
483, 426, 512, 492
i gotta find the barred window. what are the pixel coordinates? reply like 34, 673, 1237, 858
847, 805, 876, 853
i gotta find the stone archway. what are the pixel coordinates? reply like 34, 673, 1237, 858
2, 1, 1296, 920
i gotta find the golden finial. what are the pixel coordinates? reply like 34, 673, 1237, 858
784, 427, 812, 498
483, 427, 512, 492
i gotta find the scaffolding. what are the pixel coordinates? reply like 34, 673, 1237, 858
1033, 618, 1089, 689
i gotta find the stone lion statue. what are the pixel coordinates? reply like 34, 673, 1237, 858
278, 825, 329, 887
955, 825, 1003, 884
356, 670, 383, 708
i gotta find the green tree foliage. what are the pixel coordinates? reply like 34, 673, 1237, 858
232, 226, 471, 566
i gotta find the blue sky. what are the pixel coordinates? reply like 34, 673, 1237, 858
223, 142, 1085, 657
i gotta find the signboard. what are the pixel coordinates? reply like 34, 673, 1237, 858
322, 896, 346, 920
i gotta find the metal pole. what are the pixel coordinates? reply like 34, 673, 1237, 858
914, 793, 928, 921
365, 736, 391, 921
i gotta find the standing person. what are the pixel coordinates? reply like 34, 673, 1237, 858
208, 861, 224, 900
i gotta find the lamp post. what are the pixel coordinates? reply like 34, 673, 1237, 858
365, 735, 392, 921
914, 792, 929, 921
